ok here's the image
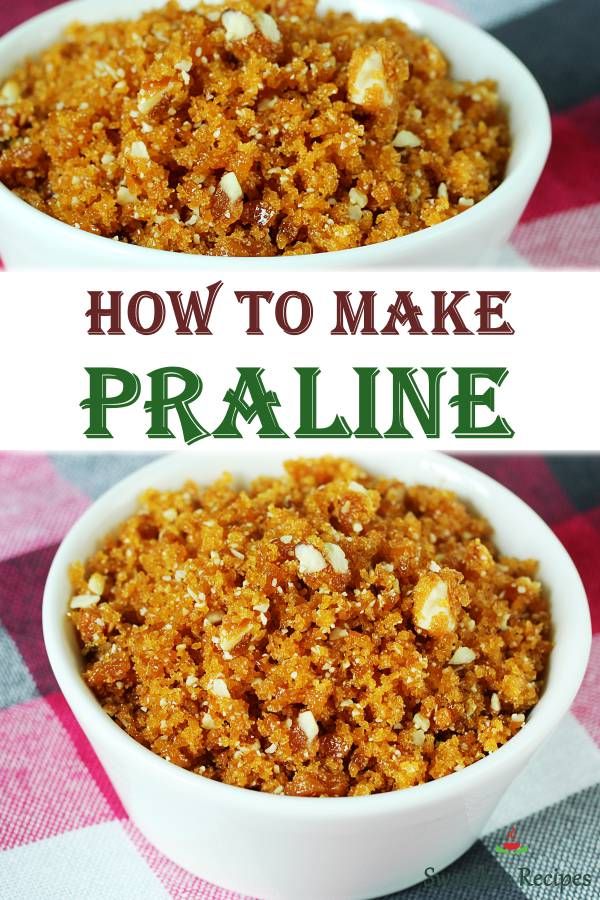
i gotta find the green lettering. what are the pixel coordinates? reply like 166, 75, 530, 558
385, 367, 445, 438
451, 367, 514, 438
295, 367, 352, 438
81, 367, 140, 439
214, 367, 287, 438
354, 367, 382, 438
145, 367, 208, 444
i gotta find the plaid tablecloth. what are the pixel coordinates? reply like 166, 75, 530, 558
0, 451, 599, 899
1, 0, 599, 267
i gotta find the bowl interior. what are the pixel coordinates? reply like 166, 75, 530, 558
0, 0, 540, 175
44, 447, 590, 781
0, 0, 550, 266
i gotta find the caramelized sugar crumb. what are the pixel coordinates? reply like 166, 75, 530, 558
0, 0, 510, 256
69, 457, 551, 796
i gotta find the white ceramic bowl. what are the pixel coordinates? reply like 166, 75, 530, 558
43, 448, 590, 899
1, 0, 550, 269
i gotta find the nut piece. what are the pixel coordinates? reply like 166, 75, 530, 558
219, 171, 243, 204
393, 129, 421, 149
295, 543, 327, 575
297, 709, 319, 742
116, 185, 136, 205
348, 191, 368, 210
412, 729, 426, 747
208, 676, 230, 698
221, 10, 256, 42
449, 646, 476, 665
174, 59, 193, 85
1, 81, 20, 105
330, 626, 348, 640
129, 140, 149, 159
219, 621, 253, 653
137, 85, 170, 115
412, 572, 456, 635
255, 11, 281, 43
413, 712, 430, 732
323, 542, 349, 575
87, 573, 106, 596
348, 47, 393, 111
348, 190, 368, 222
70, 594, 100, 610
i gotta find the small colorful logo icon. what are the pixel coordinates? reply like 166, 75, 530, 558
495, 825, 529, 854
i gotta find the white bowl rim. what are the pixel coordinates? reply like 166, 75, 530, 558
42, 449, 591, 820
0, 0, 551, 266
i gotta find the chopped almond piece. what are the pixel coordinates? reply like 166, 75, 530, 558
412, 572, 456, 635
221, 10, 255, 43
348, 47, 393, 111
